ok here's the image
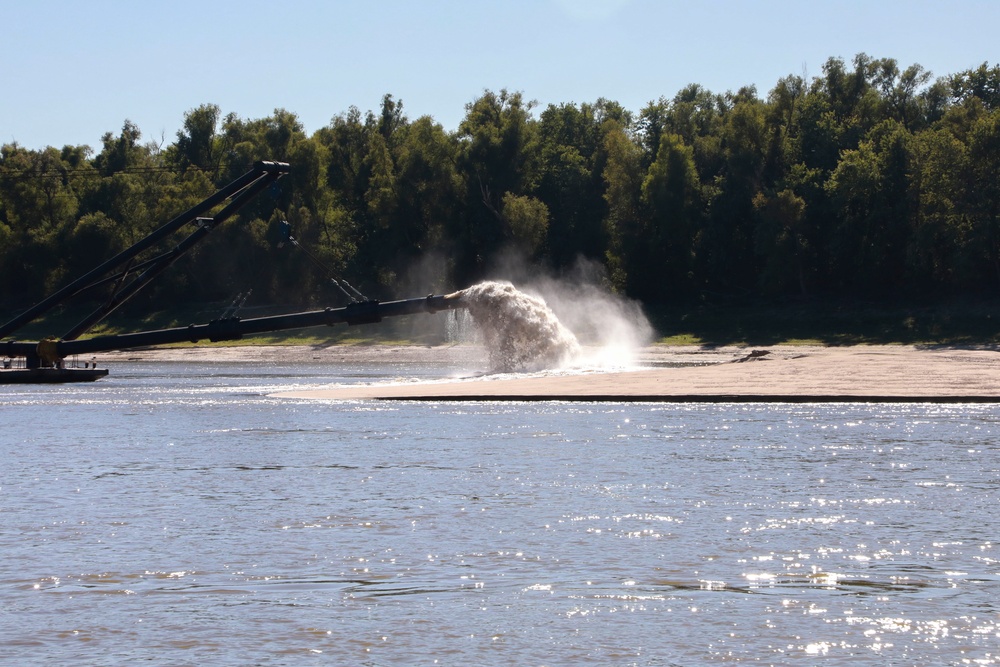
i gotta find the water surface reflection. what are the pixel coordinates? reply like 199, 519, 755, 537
1, 363, 998, 664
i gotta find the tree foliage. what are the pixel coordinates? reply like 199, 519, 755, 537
4, 54, 1000, 321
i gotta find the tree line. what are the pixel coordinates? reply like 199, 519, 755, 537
2, 53, 1000, 319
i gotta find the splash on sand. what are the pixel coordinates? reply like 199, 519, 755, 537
457, 281, 581, 373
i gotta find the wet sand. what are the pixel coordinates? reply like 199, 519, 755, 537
97, 344, 1000, 402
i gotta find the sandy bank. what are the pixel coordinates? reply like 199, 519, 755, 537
268, 345, 1000, 402
98, 343, 1000, 403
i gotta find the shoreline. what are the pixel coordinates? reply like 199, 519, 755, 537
94, 343, 1000, 402
93, 342, 491, 365
92, 342, 743, 366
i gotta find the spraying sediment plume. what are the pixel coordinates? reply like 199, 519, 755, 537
456, 281, 581, 373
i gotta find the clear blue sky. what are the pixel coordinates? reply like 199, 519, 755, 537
3, 0, 997, 151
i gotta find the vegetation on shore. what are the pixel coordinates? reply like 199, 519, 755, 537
648, 296, 1000, 346
2, 54, 1000, 347
11, 293, 1000, 349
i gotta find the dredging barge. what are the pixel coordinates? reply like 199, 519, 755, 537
0, 161, 464, 383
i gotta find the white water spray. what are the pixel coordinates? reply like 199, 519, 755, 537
456, 281, 581, 373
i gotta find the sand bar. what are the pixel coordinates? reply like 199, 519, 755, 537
162, 343, 1000, 403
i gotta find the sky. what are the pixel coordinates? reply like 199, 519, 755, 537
3, 0, 998, 151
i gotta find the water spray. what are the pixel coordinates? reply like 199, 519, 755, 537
453, 281, 580, 373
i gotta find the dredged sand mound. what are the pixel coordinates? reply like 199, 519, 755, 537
94, 343, 1000, 402
207, 344, 1000, 403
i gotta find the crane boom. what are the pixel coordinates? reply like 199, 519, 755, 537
0, 159, 468, 382
2, 293, 464, 362
0, 161, 290, 341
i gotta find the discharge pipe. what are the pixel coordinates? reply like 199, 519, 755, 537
3, 293, 466, 363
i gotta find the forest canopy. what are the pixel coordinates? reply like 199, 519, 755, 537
2, 54, 1000, 318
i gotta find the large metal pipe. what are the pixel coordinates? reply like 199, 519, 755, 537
2, 293, 466, 361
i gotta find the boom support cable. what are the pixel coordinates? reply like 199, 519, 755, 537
277, 221, 369, 303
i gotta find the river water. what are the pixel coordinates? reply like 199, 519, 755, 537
2, 360, 998, 666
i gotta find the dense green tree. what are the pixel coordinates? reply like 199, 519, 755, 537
640, 132, 702, 299
0, 144, 95, 299
316, 96, 462, 296
912, 124, 970, 288
826, 120, 917, 292
950, 63, 1000, 110
318, 106, 369, 214
601, 120, 644, 293
699, 93, 769, 290
535, 101, 618, 265
501, 192, 549, 257
317, 97, 406, 292
62, 211, 127, 279
393, 115, 463, 268
455, 89, 539, 281
93, 120, 147, 176
173, 103, 223, 173
753, 188, 808, 295
964, 109, 1000, 288
6, 53, 1000, 322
